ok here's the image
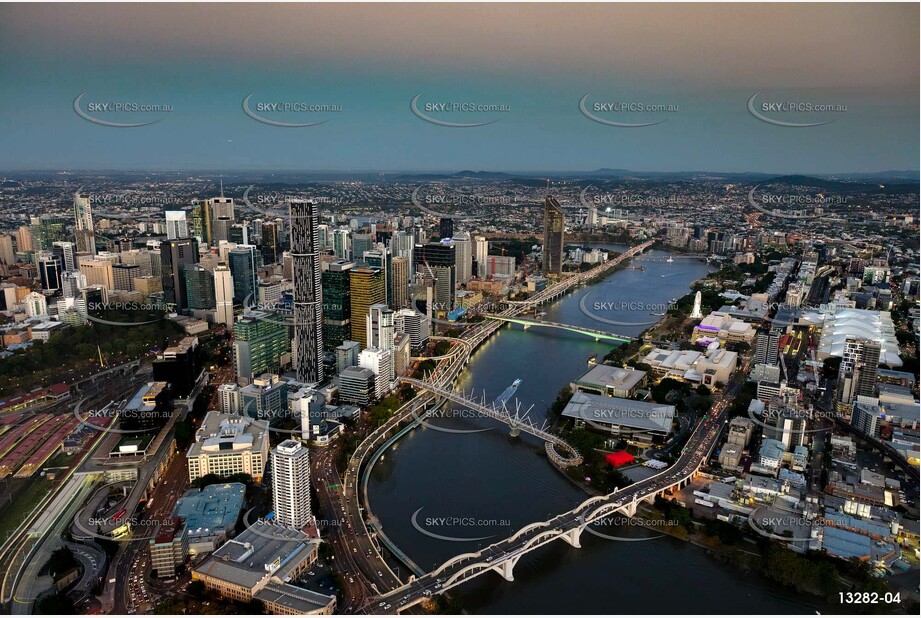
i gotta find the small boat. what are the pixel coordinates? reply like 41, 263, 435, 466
650, 312, 665, 317
666, 255, 674, 263
512, 378, 522, 387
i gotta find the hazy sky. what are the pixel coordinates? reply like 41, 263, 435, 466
1, 3, 917, 173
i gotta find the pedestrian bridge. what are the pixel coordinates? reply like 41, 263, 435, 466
482, 314, 634, 343
397, 377, 582, 467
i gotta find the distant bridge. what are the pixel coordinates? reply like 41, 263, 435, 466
482, 315, 634, 343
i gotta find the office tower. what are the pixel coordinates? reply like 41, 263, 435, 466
213, 264, 235, 327
60, 270, 86, 299
38, 254, 62, 291
338, 366, 376, 406
321, 259, 353, 351
333, 229, 351, 260
289, 200, 324, 384
362, 247, 392, 308
851, 401, 884, 438
24, 291, 48, 317
52, 241, 77, 271
189, 200, 211, 246
152, 337, 201, 398
392, 332, 411, 378
80, 257, 115, 290
317, 224, 329, 250
394, 309, 430, 350
392, 256, 409, 309
271, 440, 312, 528
366, 304, 394, 351
257, 278, 282, 307
113, 263, 140, 292
209, 191, 235, 221
260, 220, 280, 265
183, 264, 216, 310
229, 223, 249, 245
837, 337, 882, 407
165, 211, 190, 240
542, 195, 565, 277
227, 245, 259, 306
390, 229, 415, 263
754, 329, 781, 366
351, 233, 374, 260
439, 217, 454, 240
349, 266, 386, 350
32, 215, 68, 250
414, 241, 456, 316
473, 235, 488, 277
16, 226, 33, 254
359, 347, 394, 398
212, 217, 233, 244
120, 248, 154, 277
73, 192, 96, 255
160, 237, 199, 312
241, 373, 288, 420
335, 340, 360, 373
233, 311, 290, 382
0, 235, 14, 265
482, 255, 516, 279
453, 232, 472, 284
217, 383, 242, 415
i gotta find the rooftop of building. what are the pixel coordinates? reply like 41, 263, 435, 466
573, 364, 646, 392
194, 521, 320, 591
173, 483, 246, 537
561, 391, 674, 434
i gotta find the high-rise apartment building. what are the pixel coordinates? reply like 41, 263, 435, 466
74, 192, 96, 255
542, 195, 565, 277
272, 440, 312, 529
391, 256, 409, 309
213, 264, 235, 327
290, 200, 324, 384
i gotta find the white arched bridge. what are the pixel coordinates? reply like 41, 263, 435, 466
482, 314, 635, 343
397, 377, 582, 466
362, 403, 725, 614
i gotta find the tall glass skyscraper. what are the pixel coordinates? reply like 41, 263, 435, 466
542, 194, 565, 277
228, 245, 259, 306
290, 200, 324, 383
349, 266, 385, 350
321, 259, 354, 352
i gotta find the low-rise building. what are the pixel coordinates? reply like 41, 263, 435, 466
186, 411, 269, 482
570, 364, 647, 398
192, 522, 334, 615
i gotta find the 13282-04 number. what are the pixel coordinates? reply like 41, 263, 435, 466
839, 592, 901, 604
